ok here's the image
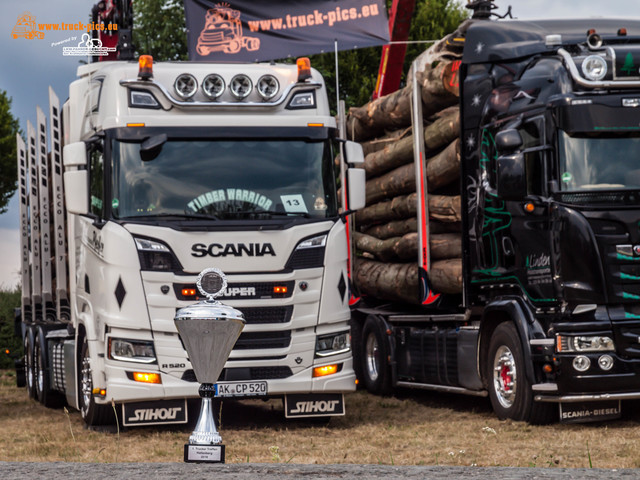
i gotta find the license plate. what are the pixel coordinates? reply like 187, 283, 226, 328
559, 400, 621, 423
215, 381, 268, 397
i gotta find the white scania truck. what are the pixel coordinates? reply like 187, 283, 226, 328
16, 54, 366, 427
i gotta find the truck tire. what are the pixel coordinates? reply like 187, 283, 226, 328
360, 316, 392, 395
34, 327, 64, 408
486, 322, 555, 424
78, 335, 115, 426
24, 326, 36, 399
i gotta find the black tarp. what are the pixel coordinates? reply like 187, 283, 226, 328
184, 0, 389, 62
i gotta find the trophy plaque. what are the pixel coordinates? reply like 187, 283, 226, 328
174, 268, 245, 463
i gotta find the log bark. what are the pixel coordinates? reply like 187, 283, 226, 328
355, 193, 461, 226
354, 231, 418, 262
353, 257, 463, 303
353, 258, 420, 304
366, 162, 416, 205
362, 218, 461, 239
354, 231, 461, 262
362, 108, 460, 179
426, 138, 460, 192
356, 192, 418, 225
365, 138, 460, 204
429, 259, 463, 294
363, 218, 418, 239
346, 60, 461, 142
424, 107, 460, 154
361, 128, 411, 157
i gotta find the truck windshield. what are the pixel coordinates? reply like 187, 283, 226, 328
558, 130, 640, 191
111, 138, 338, 220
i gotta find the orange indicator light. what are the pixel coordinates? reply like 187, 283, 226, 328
132, 372, 162, 384
126, 123, 145, 127
274, 286, 288, 294
182, 288, 197, 297
297, 57, 312, 82
313, 364, 339, 378
524, 202, 535, 213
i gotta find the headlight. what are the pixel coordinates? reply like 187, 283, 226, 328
285, 234, 327, 269
316, 331, 350, 357
557, 335, 615, 352
202, 73, 225, 100
109, 338, 156, 364
135, 236, 183, 272
256, 74, 279, 100
581, 55, 607, 81
230, 74, 252, 99
286, 91, 315, 109
174, 73, 198, 99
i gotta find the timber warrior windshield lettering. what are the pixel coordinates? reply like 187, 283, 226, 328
187, 189, 273, 212
191, 242, 276, 258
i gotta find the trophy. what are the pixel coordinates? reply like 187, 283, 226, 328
174, 268, 245, 463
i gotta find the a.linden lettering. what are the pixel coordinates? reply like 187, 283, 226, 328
191, 242, 276, 258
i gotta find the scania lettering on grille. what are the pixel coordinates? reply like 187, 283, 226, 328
191, 242, 276, 258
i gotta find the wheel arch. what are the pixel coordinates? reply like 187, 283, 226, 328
478, 298, 544, 389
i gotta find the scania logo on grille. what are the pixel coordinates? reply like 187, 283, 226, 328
191, 242, 276, 258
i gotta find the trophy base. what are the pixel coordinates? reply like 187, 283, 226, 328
184, 444, 225, 463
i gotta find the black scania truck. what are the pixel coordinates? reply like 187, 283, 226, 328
351, 3, 640, 423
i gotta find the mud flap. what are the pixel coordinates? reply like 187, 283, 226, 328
122, 399, 188, 426
284, 393, 345, 418
559, 400, 621, 423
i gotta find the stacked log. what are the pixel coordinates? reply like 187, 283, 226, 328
348, 26, 467, 304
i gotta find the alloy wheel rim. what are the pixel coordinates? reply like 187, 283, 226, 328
493, 345, 517, 409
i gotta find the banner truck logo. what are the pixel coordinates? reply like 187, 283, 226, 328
12, 12, 44, 40
184, 0, 389, 62
196, 3, 260, 56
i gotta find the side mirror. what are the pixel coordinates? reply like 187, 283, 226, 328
344, 140, 364, 165
496, 153, 527, 200
63, 142, 89, 214
495, 129, 523, 154
63, 142, 87, 167
63, 170, 89, 215
346, 168, 366, 210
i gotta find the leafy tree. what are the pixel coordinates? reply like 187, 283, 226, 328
0, 91, 20, 215
0, 288, 21, 369
133, 0, 188, 60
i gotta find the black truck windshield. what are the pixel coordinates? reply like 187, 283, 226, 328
111, 138, 338, 220
558, 130, 640, 191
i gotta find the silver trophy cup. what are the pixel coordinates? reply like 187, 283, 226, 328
174, 268, 245, 463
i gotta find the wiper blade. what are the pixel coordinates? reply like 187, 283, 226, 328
234, 210, 311, 218
121, 212, 220, 221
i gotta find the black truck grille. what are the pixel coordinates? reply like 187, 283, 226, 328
181, 366, 293, 383
235, 330, 291, 350
241, 306, 293, 324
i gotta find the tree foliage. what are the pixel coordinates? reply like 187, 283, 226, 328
0, 288, 21, 369
133, 0, 188, 61
0, 91, 20, 215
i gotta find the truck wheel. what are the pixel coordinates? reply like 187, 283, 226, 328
486, 322, 555, 424
24, 326, 36, 399
78, 336, 114, 426
361, 316, 392, 395
34, 327, 64, 408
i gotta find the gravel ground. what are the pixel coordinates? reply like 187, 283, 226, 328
0, 462, 635, 479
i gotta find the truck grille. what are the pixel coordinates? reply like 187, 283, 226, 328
235, 330, 291, 350
241, 306, 293, 324
181, 366, 293, 382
